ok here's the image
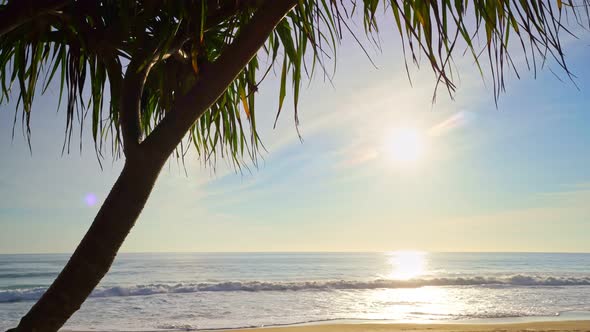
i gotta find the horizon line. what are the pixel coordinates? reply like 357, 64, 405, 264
1, 250, 590, 255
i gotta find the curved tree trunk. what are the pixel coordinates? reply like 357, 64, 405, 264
6, 2, 297, 331
9, 156, 166, 332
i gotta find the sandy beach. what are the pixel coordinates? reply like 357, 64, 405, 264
229, 321, 590, 332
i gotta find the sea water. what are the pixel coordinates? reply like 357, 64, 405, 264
1, 252, 590, 330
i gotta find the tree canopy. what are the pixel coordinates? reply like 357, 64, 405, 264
1, 0, 586, 169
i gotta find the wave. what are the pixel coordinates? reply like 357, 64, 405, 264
2, 275, 590, 303
0, 272, 57, 279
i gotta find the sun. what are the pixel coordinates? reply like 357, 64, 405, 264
384, 127, 427, 164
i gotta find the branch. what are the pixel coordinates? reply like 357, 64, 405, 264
119, 62, 151, 157
0, 0, 70, 37
142, 0, 298, 159
119, 33, 190, 158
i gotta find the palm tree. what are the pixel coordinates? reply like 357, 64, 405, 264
0, 0, 587, 331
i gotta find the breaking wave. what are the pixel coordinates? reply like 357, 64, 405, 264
2, 275, 590, 303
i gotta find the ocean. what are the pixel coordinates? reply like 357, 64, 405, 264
1, 252, 590, 330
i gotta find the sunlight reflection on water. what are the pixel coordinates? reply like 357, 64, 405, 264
366, 287, 459, 321
387, 251, 428, 280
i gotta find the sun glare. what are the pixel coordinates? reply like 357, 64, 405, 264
388, 250, 427, 280
384, 127, 427, 165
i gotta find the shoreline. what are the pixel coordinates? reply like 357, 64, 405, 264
63, 319, 590, 332
226, 321, 590, 332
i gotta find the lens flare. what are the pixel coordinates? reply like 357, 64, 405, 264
84, 193, 98, 207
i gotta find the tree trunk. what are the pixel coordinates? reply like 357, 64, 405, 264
9, 155, 166, 332
6, 2, 297, 331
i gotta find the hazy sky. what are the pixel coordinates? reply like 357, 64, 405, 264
1, 17, 590, 254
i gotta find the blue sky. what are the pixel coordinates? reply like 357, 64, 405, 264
1, 20, 590, 253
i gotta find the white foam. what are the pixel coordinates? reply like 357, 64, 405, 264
2, 275, 590, 303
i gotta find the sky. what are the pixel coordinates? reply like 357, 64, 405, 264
1, 15, 590, 254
